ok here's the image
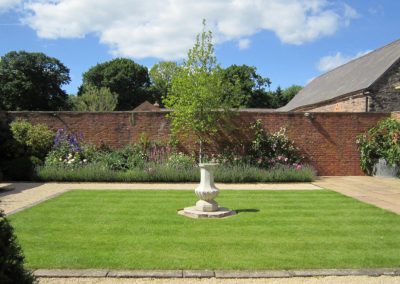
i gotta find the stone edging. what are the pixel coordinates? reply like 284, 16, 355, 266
34, 268, 400, 279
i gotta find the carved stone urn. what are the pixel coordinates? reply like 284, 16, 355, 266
178, 163, 236, 219
195, 163, 220, 212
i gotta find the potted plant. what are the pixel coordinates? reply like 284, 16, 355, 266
357, 117, 400, 177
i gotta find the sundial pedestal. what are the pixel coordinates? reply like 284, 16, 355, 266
178, 163, 236, 219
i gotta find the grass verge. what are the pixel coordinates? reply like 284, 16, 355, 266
9, 190, 400, 270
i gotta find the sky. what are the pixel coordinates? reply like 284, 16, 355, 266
0, 0, 399, 95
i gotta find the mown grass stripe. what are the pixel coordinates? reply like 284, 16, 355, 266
10, 190, 400, 270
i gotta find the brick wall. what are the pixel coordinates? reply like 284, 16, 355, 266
2, 110, 390, 176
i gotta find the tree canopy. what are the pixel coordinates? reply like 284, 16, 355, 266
163, 21, 241, 161
269, 85, 303, 108
0, 51, 70, 111
149, 61, 179, 105
71, 86, 118, 111
222, 64, 271, 108
80, 58, 150, 110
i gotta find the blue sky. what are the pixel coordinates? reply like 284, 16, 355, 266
0, 0, 399, 95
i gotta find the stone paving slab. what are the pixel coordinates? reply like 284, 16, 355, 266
215, 270, 291, 278
183, 270, 215, 278
313, 176, 400, 214
107, 270, 183, 278
35, 269, 108, 277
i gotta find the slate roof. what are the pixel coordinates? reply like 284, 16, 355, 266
280, 39, 400, 111
133, 101, 160, 111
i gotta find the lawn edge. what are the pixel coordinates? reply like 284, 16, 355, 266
34, 268, 400, 279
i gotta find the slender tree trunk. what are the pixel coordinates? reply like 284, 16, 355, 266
199, 139, 202, 164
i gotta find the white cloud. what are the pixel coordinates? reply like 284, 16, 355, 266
368, 4, 384, 16
343, 3, 359, 23
317, 50, 372, 72
238, 38, 251, 50
20, 0, 358, 60
0, 0, 21, 12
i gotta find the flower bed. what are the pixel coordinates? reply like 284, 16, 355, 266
37, 120, 315, 183
1, 119, 315, 182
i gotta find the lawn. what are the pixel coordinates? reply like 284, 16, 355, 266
9, 190, 400, 270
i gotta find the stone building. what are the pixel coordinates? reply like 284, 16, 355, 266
280, 39, 400, 112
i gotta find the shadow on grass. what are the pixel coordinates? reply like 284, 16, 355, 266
235, 208, 260, 214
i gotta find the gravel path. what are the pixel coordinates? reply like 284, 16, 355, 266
38, 276, 400, 284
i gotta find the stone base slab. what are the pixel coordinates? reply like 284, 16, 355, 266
177, 207, 236, 219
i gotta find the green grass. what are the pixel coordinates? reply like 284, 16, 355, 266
36, 164, 316, 183
9, 190, 400, 270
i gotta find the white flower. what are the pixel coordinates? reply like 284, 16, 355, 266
83, 159, 87, 163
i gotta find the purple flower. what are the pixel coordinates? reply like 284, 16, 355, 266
54, 129, 64, 146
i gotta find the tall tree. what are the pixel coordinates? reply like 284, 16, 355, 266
0, 51, 70, 110
222, 64, 272, 108
163, 20, 241, 162
149, 61, 179, 104
269, 85, 303, 108
72, 86, 118, 111
282, 85, 302, 105
80, 58, 150, 110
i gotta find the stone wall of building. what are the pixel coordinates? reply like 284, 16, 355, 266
2, 110, 390, 176
369, 60, 400, 112
299, 94, 367, 112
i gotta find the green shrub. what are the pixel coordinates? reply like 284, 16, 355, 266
0, 209, 36, 284
166, 152, 196, 169
248, 120, 303, 168
93, 144, 147, 170
10, 119, 54, 160
357, 118, 400, 176
0, 157, 36, 181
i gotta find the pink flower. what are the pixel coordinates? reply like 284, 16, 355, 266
296, 164, 302, 170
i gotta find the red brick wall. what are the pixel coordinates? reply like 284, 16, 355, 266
2, 110, 390, 176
